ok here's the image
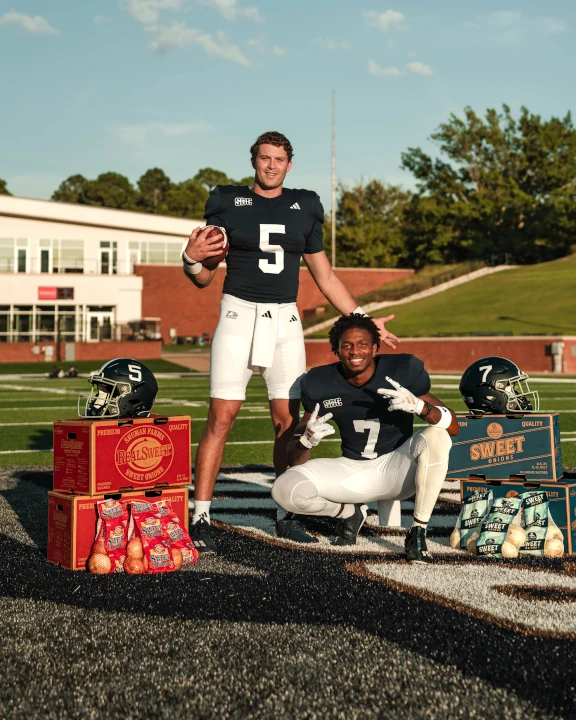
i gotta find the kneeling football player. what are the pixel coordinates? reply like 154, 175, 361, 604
271, 314, 459, 563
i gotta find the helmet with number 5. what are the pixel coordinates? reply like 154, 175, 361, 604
78, 358, 158, 418
459, 357, 539, 415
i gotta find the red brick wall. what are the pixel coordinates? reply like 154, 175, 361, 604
136, 265, 413, 341
305, 337, 576, 374
74, 341, 162, 361
0, 341, 161, 364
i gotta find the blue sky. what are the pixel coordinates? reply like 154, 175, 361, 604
1, 1, 575, 210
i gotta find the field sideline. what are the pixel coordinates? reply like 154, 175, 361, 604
0, 372, 574, 468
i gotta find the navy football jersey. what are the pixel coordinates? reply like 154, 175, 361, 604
204, 184, 324, 303
300, 354, 431, 461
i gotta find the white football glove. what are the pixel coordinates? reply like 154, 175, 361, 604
377, 376, 425, 415
299, 403, 336, 448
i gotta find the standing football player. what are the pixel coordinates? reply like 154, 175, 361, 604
182, 131, 398, 555
271, 314, 459, 563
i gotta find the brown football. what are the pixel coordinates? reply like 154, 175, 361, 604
201, 225, 229, 270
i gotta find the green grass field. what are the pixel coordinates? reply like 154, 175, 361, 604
0, 373, 574, 469
311, 255, 576, 338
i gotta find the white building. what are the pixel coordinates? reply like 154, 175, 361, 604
0, 195, 201, 343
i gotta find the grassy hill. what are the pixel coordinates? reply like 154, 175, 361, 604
315, 255, 576, 337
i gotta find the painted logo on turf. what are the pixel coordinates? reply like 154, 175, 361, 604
115, 426, 174, 485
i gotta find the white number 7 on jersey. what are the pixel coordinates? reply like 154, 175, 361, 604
479, 365, 493, 383
259, 224, 285, 274
353, 419, 381, 459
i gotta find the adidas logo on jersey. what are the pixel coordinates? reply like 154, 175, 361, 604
261, 310, 272, 318
323, 397, 342, 409
289, 315, 298, 322
290, 202, 301, 210
235, 197, 252, 206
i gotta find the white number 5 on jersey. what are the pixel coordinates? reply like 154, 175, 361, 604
259, 224, 285, 274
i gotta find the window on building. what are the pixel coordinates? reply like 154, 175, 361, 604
167, 244, 182, 263
0, 306, 9, 341
37, 306, 56, 341
60, 240, 84, 274
40, 249, 50, 273
0, 239, 14, 273
17, 248, 27, 273
13, 306, 32, 341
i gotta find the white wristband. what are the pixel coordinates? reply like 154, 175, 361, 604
353, 306, 368, 317
182, 251, 203, 275
435, 406, 452, 430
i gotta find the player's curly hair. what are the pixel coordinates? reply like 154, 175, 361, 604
250, 131, 293, 164
329, 314, 381, 355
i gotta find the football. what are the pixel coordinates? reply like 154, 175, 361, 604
201, 225, 229, 270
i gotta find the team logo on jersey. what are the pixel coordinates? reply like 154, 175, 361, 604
261, 310, 272, 318
235, 197, 252, 206
289, 315, 298, 322
290, 202, 301, 210
323, 397, 342, 409
226, 311, 238, 319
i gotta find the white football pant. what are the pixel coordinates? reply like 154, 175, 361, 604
271, 426, 452, 526
210, 294, 306, 401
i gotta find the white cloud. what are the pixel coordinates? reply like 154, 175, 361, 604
368, 60, 401, 77
368, 60, 433, 78
147, 22, 251, 64
315, 37, 351, 51
407, 61, 433, 77
198, 0, 262, 22
540, 17, 568, 34
363, 9, 404, 32
113, 121, 212, 146
475, 11, 568, 44
482, 11, 522, 27
120, 0, 182, 25
0, 12, 59, 35
247, 35, 284, 57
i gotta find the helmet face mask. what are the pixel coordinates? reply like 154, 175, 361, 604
78, 359, 158, 418
460, 357, 539, 415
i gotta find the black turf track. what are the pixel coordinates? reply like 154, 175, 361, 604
1, 468, 574, 719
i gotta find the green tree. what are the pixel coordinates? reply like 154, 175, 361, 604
0, 178, 11, 195
193, 167, 230, 192
327, 180, 409, 268
234, 175, 254, 187
401, 105, 576, 265
80, 172, 138, 210
159, 180, 207, 219
51, 174, 87, 203
137, 168, 172, 213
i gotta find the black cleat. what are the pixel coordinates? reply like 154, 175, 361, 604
275, 514, 319, 543
190, 518, 218, 556
333, 504, 368, 546
405, 525, 432, 564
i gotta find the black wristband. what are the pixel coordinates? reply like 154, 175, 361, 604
420, 402, 433, 419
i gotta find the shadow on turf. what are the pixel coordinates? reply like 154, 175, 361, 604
1, 475, 576, 716
29, 428, 53, 452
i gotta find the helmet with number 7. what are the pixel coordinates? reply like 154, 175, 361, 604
78, 358, 158, 418
459, 357, 539, 415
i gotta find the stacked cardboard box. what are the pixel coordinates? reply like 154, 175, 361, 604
450, 412, 573, 553
47, 415, 192, 570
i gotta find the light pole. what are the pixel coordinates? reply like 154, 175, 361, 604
331, 90, 336, 268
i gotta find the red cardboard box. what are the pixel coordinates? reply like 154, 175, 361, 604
47, 487, 189, 570
53, 415, 191, 495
